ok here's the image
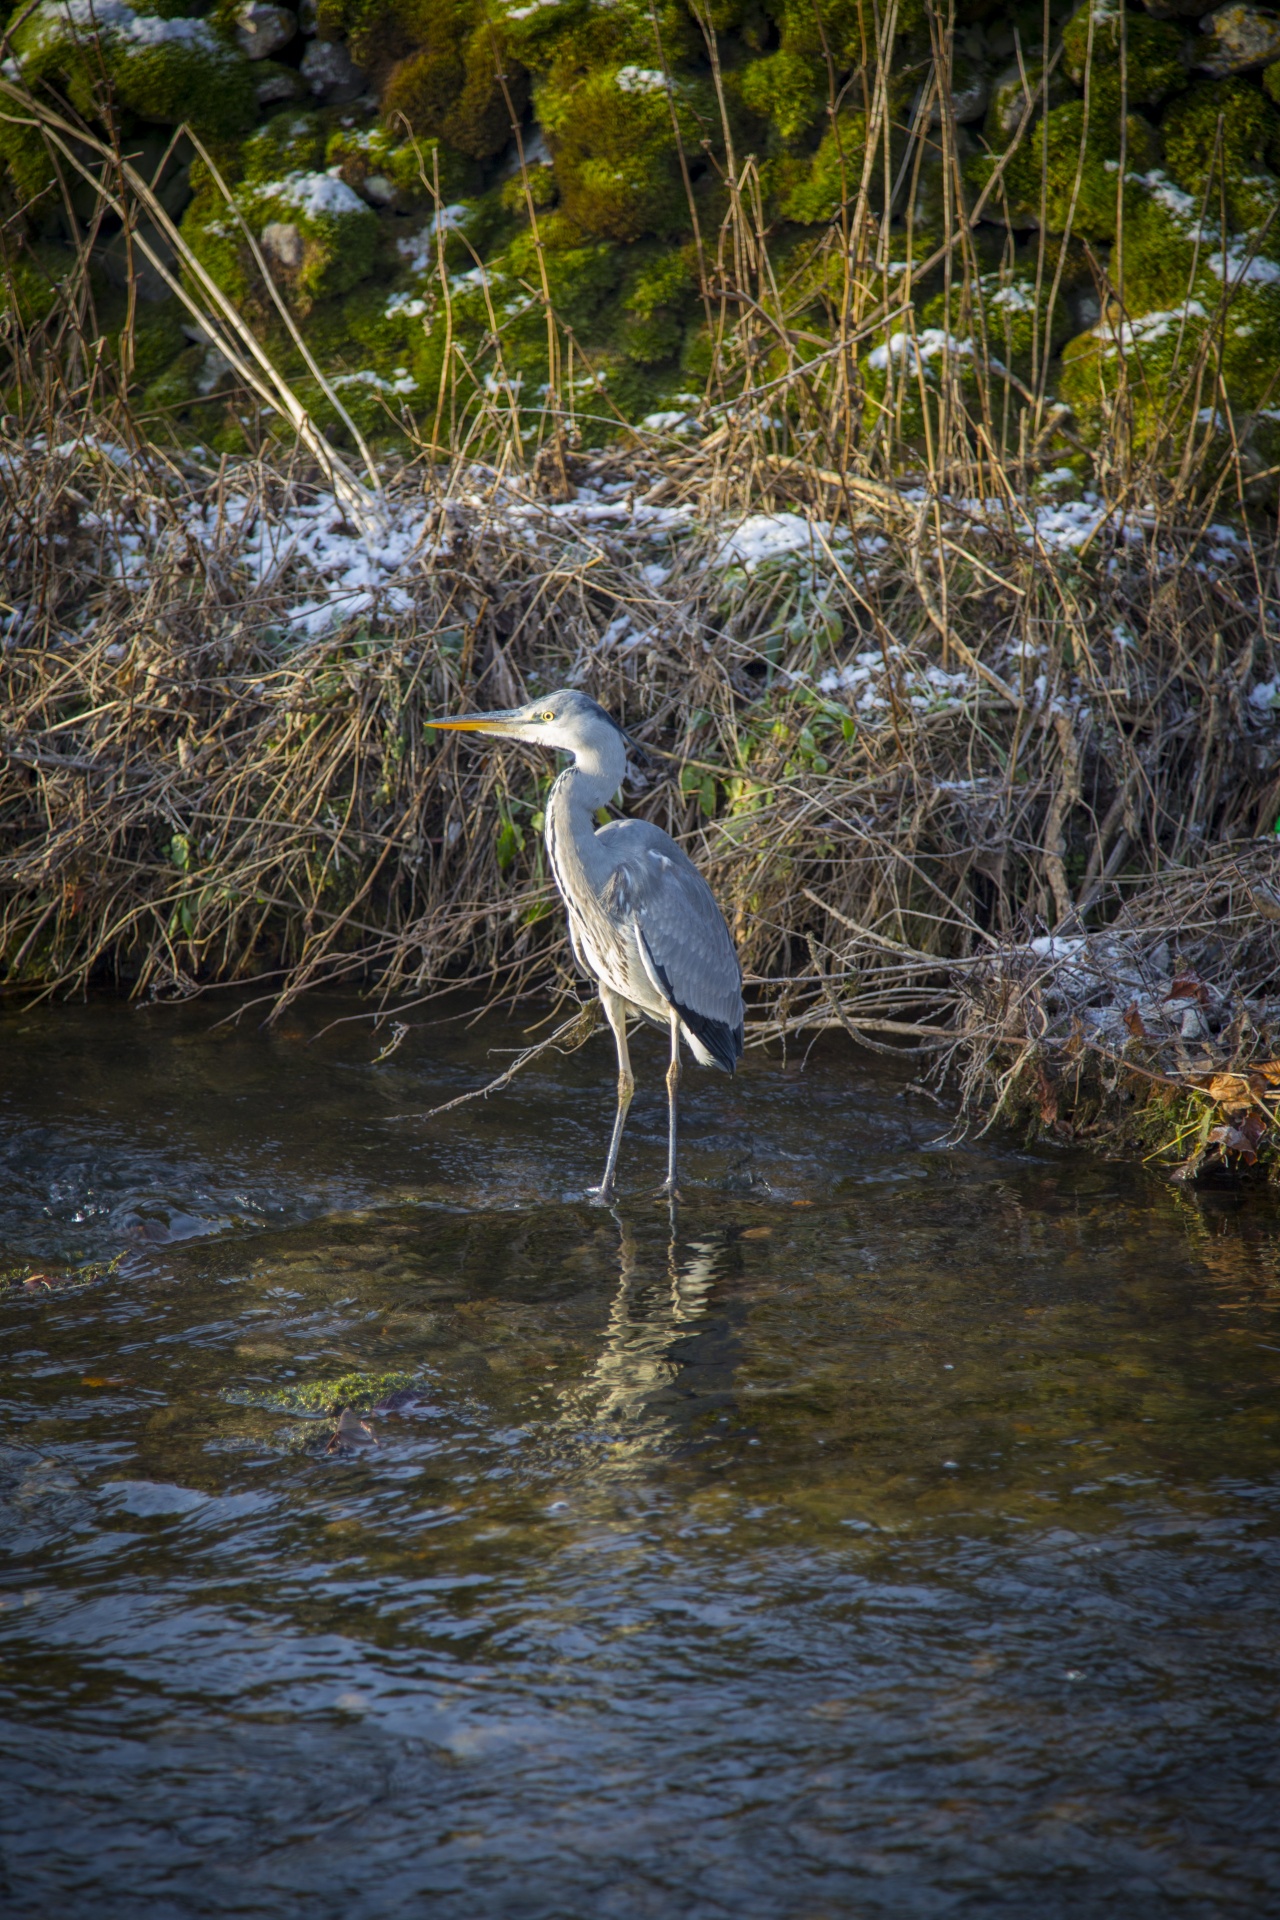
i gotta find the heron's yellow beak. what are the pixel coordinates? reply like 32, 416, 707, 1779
427, 713, 521, 736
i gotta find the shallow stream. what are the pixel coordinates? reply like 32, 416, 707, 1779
1, 997, 1278, 1917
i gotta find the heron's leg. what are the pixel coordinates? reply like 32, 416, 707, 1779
593, 988, 634, 1202
661, 1011, 682, 1197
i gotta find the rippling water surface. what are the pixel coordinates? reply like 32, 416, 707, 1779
2, 997, 1279, 1918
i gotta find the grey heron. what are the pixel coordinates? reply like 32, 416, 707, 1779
429, 689, 744, 1199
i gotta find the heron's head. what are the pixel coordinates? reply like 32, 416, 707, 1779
428, 688, 629, 759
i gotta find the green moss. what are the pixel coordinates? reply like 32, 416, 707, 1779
923, 267, 1071, 376
0, 115, 59, 203
625, 246, 696, 316
1053, 147, 1280, 465
771, 0, 920, 65
984, 60, 1071, 152
738, 49, 826, 145
1061, 3, 1186, 112
128, 301, 188, 379
619, 242, 696, 362
1121, 166, 1280, 316
140, 343, 204, 414
1115, 171, 1203, 311
779, 112, 868, 224
619, 308, 682, 365
179, 115, 381, 312
538, 63, 694, 242
1161, 81, 1280, 231
373, 0, 525, 160
1061, 274, 1280, 459
0, 239, 74, 327
501, 215, 619, 335
859, 325, 981, 447
223, 1367, 422, 1415
12, 2, 256, 139
500, 158, 558, 214
243, 110, 328, 185
978, 100, 1157, 241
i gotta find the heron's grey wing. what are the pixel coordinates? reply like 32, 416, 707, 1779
596, 820, 744, 1072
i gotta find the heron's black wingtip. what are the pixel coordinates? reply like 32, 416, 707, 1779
677, 1005, 744, 1074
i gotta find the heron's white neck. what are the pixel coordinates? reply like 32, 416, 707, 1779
544, 730, 626, 888
550, 729, 627, 822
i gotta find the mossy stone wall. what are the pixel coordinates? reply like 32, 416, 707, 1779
4, 0, 1280, 475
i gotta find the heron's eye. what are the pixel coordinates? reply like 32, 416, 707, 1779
541, 710, 555, 722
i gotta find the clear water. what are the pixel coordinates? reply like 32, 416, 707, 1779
1, 997, 1278, 1918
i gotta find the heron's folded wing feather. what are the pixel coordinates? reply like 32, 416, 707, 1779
596, 822, 744, 1037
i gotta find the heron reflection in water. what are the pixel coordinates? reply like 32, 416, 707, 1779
429, 690, 745, 1199
547, 1216, 739, 1453
586, 1224, 726, 1428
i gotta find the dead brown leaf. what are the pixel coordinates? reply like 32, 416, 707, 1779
1205, 1072, 1254, 1107
327, 1407, 378, 1451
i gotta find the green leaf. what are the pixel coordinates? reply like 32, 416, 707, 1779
495, 819, 523, 871
169, 832, 191, 872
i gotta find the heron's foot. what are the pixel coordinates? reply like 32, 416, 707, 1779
588, 1180, 618, 1205
653, 1180, 681, 1202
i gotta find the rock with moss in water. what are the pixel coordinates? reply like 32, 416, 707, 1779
222, 1366, 423, 1415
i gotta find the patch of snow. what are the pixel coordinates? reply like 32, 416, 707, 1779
1138, 170, 1198, 223
641, 409, 697, 433
256, 168, 366, 220
988, 281, 1036, 313
1096, 301, 1208, 352
31, 0, 224, 53
118, 9, 220, 48
867, 328, 974, 372
1207, 246, 1280, 286
615, 64, 668, 92
332, 367, 417, 395
395, 208, 469, 275
714, 512, 835, 571
50, 436, 133, 468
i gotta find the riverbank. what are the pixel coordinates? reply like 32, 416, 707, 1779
3, 406, 1278, 1177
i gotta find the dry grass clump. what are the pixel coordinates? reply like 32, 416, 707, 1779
3, 388, 1278, 1141
929, 847, 1280, 1180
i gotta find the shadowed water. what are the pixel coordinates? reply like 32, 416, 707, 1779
1, 997, 1278, 1918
